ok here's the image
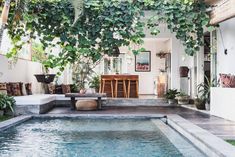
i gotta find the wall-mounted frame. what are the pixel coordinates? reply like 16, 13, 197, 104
135, 51, 151, 72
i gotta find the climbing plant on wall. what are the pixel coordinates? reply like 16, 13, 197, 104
4, 0, 210, 71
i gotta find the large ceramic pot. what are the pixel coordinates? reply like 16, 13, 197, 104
179, 66, 189, 77
194, 98, 206, 110
177, 95, 190, 105
34, 74, 56, 84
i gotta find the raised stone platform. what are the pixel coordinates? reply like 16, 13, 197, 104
14, 94, 170, 115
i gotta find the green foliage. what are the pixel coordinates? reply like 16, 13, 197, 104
176, 92, 189, 97
197, 76, 217, 104
226, 140, 235, 146
89, 75, 100, 91
165, 89, 179, 99
0, 94, 15, 113
31, 42, 46, 62
72, 57, 98, 90
147, 0, 210, 56
5, 0, 210, 71
0, 115, 12, 122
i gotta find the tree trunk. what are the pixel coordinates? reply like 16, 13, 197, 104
0, 0, 11, 49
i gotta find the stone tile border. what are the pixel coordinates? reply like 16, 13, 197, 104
0, 115, 32, 131
152, 120, 206, 157
167, 114, 235, 157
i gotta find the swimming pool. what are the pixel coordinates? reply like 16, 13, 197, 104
0, 118, 205, 157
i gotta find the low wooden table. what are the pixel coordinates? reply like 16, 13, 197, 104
65, 93, 107, 110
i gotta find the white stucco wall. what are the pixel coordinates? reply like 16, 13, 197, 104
217, 17, 235, 75
210, 17, 235, 121
125, 39, 168, 94
144, 24, 195, 94
211, 87, 235, 122
0, 55, 43, 94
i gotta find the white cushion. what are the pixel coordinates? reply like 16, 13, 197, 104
14, 94, 56, 105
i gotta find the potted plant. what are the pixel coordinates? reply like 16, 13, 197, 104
197, 76, 218, 110
194, 96, 206, 110
32, 42, 56, 84
165, 89, 179, 104
72, 57, 99, 94
0, 94, 15, 116
176, 92, 190, 105
89, 75, 100, 93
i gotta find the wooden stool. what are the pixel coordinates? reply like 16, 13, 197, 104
127, 78, 139, 98
114, 78, 127, 98
99, 78, 114, 98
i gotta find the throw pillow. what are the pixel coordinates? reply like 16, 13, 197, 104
62, 84, 71, 94
25, 83, 33, 95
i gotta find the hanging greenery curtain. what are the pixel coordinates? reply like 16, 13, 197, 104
4, 0, 209, 72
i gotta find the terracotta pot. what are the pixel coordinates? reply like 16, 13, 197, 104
179, 66, 189, 77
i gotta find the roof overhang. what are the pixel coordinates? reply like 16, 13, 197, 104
205, 0, 235, 25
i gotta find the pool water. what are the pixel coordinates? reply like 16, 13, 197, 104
0, 118, 203, 157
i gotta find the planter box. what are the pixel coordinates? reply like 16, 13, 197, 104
34, 74, 56, 84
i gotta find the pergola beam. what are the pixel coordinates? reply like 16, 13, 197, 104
205, 0, 235, 25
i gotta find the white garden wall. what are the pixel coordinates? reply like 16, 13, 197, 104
217, 17, 235, 76
0, 55, 43, 94
211, 87, 235, 121
209, 17, 235, 121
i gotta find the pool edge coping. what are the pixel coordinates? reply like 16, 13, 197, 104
0, 115, 32, 131
167, 114, 235, 157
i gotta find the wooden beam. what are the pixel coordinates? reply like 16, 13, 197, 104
204, 0, 220, 5
209, 0, 235, 25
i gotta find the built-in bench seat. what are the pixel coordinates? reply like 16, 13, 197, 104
14, 95, 56, 115
14, 94, 107, 115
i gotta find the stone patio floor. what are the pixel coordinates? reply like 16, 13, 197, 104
48, 106, 235, 140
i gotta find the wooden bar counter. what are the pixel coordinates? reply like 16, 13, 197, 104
100, 75, 139, 98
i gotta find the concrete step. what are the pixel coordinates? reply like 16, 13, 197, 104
103, 98, 170, 106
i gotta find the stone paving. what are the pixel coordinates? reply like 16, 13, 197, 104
48, 106, 235, 140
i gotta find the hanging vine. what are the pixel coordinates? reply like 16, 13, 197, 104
4, 0, 210, 71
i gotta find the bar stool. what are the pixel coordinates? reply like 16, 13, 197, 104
127, 78, 139, 98
114, 78, 127, 98
99, 78, 114, 98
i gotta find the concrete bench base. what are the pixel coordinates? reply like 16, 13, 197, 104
14, 94, 106, 115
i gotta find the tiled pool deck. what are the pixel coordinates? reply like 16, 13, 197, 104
48, 106, 235, 140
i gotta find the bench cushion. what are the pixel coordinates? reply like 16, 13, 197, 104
14, 95, 56, 105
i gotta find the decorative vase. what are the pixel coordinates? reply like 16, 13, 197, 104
179, 66, 189, 77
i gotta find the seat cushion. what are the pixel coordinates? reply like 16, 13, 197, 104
14, 94, 56, 105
